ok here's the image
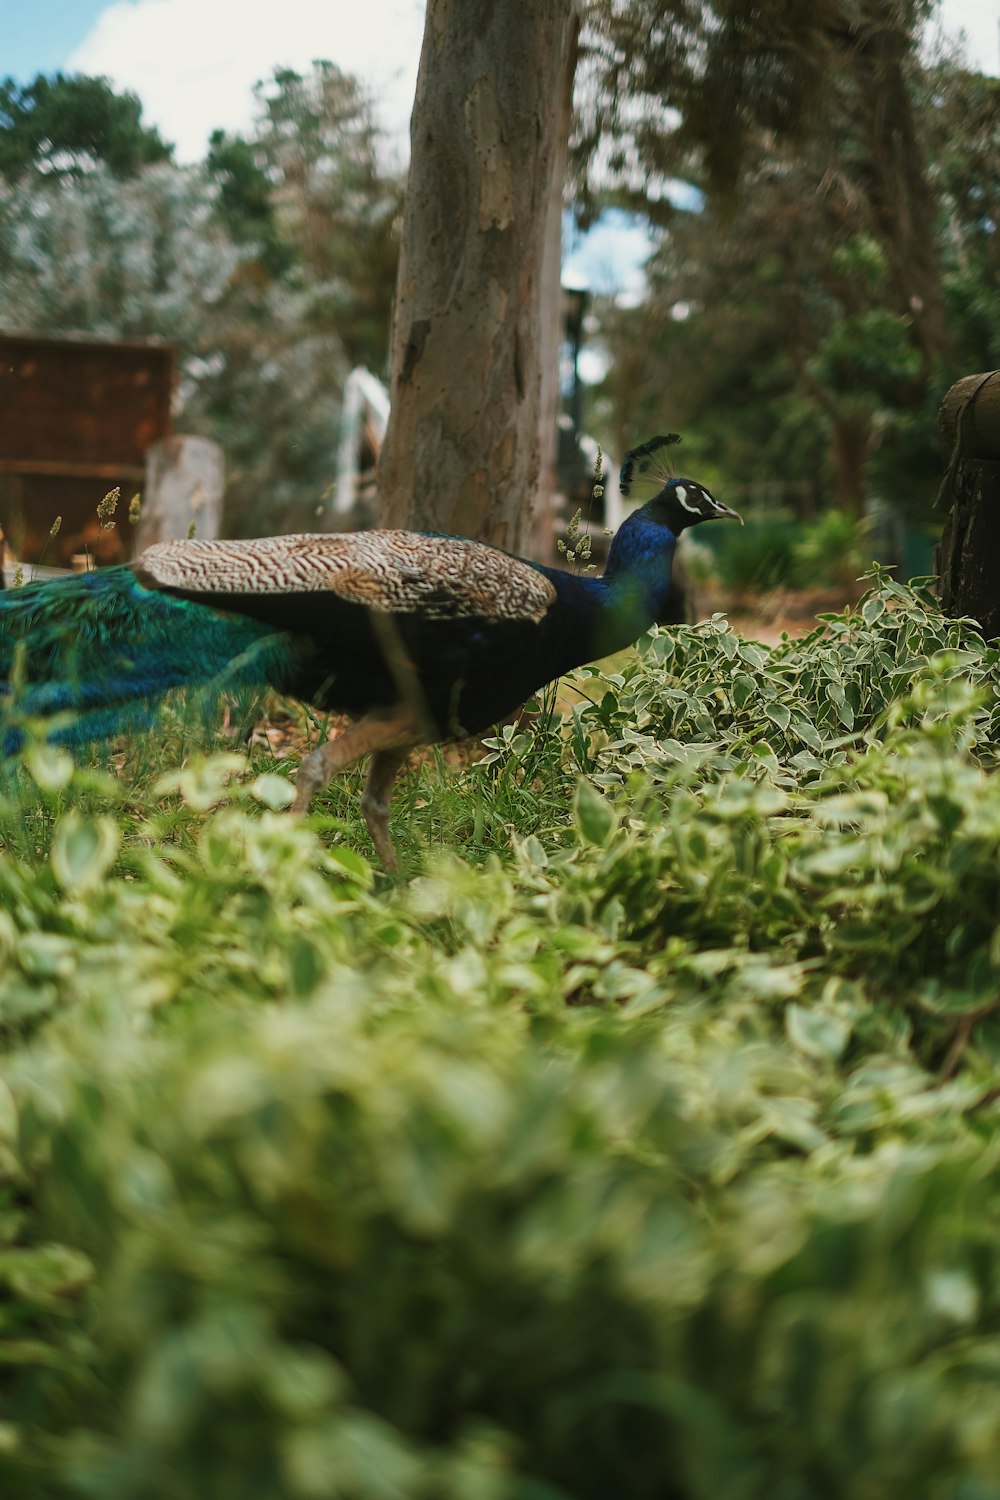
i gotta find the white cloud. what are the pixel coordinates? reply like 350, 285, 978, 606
937, 0, 999, 73
68, 0, 427, 162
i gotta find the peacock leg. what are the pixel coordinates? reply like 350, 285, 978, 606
292, 705, 420, 868
360, 745, 412, 873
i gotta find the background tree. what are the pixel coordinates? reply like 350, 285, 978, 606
0, 66, 401, 537
0, 72, 172, 180
200, 64, 402, 531
929, 63, 1000, 376
595, 153, 924, 516
578, 0, 973, 521
1, 9, 996, 549
208, 64, 400, 371
377, 0, 581, 552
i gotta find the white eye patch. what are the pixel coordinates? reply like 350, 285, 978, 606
675, 484, 702, 514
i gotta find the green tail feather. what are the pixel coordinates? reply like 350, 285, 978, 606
0, 566, 295, 753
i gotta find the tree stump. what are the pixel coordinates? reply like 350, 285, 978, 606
137, 436, 223, 550
938, 371, 1000, 638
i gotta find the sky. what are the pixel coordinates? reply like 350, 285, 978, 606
2, 0, 428, 163
1, 0, 998, 296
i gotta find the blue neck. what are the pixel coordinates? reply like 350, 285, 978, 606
537, 512, 679, 664
602, 512, 679, 624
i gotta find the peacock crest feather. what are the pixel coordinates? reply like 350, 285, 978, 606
619, 433, 682, 497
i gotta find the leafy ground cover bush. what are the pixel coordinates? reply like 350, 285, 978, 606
2, 572, 1000, 1497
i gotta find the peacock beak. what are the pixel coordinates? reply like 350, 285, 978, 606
718, 502, 744, 526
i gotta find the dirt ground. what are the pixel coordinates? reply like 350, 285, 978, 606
716, 586, 860, 646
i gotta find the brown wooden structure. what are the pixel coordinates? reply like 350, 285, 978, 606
937, 371, 1000, 639
0, 334, 172, 567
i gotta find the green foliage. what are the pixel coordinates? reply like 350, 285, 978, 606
932, 67, 1000, 373
2, 579, 1000, 1494
826, 232, 889, 293
791, 508, 869, 588
704, 512, 871, 594
205, 62, 400, 376
585, 8, 982, 524
0, 73, 172, 180
205, 130, 294, 278
0, 64, 400, 537
812, 310, 923, 406
707, 520, 802, 593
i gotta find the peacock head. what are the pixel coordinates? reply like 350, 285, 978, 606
618, 436, 742, 535
641, 477, 743, 534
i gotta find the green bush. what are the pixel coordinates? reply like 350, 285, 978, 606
791, 509, 869, 589
2, 574, 1000, 1497
705, 519, 802, 594
705, 511, 872, 596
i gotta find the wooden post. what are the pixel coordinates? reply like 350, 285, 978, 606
137, 436, 224, 550
937, 371, 1000, 638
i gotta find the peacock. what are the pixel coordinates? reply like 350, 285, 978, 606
0, 437, 740, 869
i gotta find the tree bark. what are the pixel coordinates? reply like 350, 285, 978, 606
377, 0, 580, 553
937, 371, 1000, 638
139, 436, 224, 547
533, 30, 579, 559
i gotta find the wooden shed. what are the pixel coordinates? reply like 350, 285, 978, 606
0, 333, 173, 568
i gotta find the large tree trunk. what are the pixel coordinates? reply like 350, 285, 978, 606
937, 371, 1000, 638
377, 0, 580, 552
533, 29, 579, 560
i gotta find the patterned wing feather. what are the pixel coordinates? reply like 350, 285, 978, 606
137, 532, 556, 624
